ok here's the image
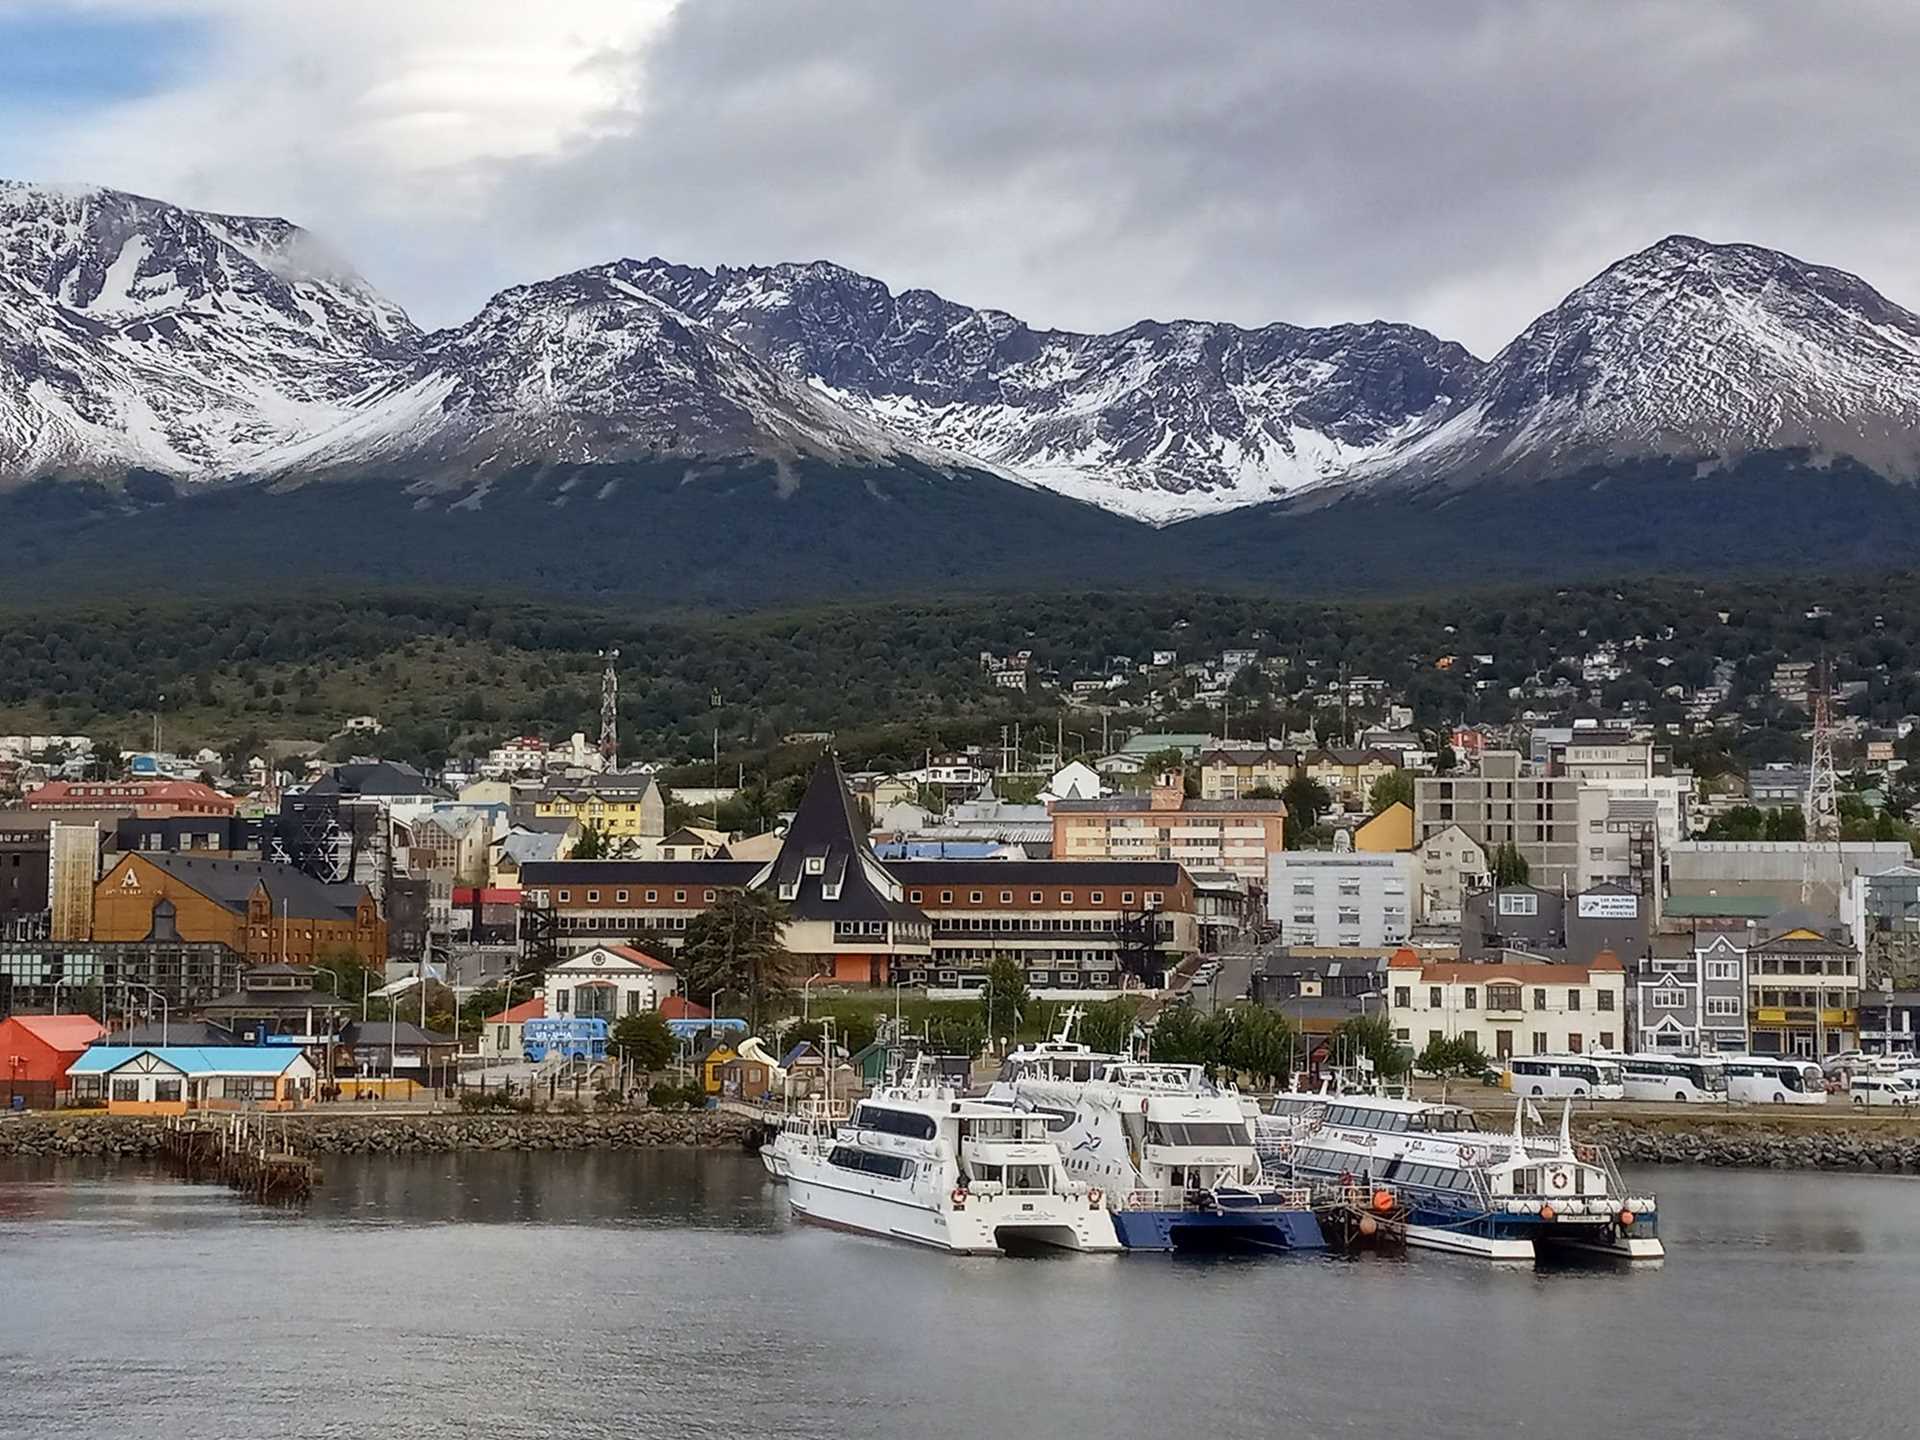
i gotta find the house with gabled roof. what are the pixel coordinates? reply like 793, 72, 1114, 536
543, 943, 680, 1021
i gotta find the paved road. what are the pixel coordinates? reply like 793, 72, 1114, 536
1190, 952, 1255, 1015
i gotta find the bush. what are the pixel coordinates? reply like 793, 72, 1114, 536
648, 1081, 708, 1110
458, 1089, 516, 1113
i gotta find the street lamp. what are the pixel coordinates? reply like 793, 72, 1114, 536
803, 972, 826, 1022
309, 967, 342, 1091
124, 981, 170, 1046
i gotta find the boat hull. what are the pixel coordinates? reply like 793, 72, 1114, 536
1401, 1202, 1664, 1262
1111, 1206, 1326, 1252
786, 1171, 1121, 1254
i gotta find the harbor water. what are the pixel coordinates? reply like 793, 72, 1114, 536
3, 1151, 1917, 1438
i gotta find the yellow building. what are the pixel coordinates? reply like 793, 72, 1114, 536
1197, 746, 1295, 800
536, 773, 666, 847
1300, 749, 1404, 812
1353, 801, 1414, 853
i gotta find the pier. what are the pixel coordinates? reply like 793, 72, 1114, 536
160, 1114, 320, 1203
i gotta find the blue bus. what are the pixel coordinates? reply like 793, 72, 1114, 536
523, 1017, 609, 1064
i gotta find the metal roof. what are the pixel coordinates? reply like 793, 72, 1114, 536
68, 1045, 309, 1076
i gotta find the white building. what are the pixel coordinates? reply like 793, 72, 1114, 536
1387, 952, 1627, 1061
544, 943, 681, 1020
1040, 760, 1103, 802
1269, 851, 1420, 947
483, 736, 548, 777
1413, 823, 1490, 926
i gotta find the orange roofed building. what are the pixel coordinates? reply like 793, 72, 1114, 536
26, 780, 236, 818
0, 1014, 109, 1109
1386, 947, 1625, 1063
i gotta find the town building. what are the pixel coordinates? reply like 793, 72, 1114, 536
1352, 802, 1413, 854
1856, 988, 1920, 1056
0, 813, 55, 928
1631, 929, 1748, 1052
1745, 910, 1865, 1056
1298, 749, 1403, 814
544, 944, 681, 1020
0, 1014, 106, 1108
24, 780, 236, 818
1414, 751, 1582, 893
112, 814, 261, 857
66, 1045, 319, 1115
1460, 883, 1651, 968
1268, 851, 1419, 948
91, 854, 387, 967
523, 755, 1198, 989
479, 995, 544, 1060
0, 937, 248, 1017
534, 772, 666, 849
1197, 744, 1293, 800
1412, 824, 1490, 925
1052, 773, 1285, 885
1669, 840, 1911, 918
197, 962, 355, 1044
334, 1021, 458, 1087
1386, 948, 1626, 1061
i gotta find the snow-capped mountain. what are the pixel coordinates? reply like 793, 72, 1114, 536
619, 259, 1482, 521
278, 261, 930, 481
1359, 235, 1920, 488
0, 181, 417, 478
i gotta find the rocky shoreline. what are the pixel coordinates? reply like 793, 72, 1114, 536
1580, 1116, 1920, 1173
0, 1110, 755, 1160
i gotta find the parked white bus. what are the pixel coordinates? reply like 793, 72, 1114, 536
1618, 1053, 1729, 1103
1721, 1055, 1827, 1106
1502, 1055, 1626, 1100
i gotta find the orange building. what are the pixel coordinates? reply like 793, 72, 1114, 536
92, 853, 387, 966
0, 1014, 108, 1108
1051, 773, 1286, 885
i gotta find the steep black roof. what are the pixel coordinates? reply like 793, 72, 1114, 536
305, 761, 443, 800
765, 755, 925, 925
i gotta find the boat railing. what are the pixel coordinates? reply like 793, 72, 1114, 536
1118, 1185, 1312, 1213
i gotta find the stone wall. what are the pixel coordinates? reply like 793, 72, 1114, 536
0, 1110, 754, 1160
1581, 1115, 1920, 1173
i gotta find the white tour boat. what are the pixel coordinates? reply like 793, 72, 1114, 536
784, 1066, 1123, 1255
1256, 1090, 1662, 1262
1012, 1058, 1324, 1251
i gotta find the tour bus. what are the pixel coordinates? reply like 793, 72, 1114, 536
1722, 1055, 1828, 1106
1502, 1055, 1626, 1100
522, 1017, 609, 1064
1617, 1053, 1729, 1103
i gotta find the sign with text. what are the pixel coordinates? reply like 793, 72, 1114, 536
1577, 893, 1640, 919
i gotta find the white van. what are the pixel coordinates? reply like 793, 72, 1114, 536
1849, 1076, 1916, 1109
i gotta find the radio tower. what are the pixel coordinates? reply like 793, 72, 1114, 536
1802, 658, 1840, 905
599, 648, 620, 765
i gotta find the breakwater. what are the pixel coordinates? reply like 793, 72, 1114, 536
0, 1109, 754, 1160
1579, 1114, 1920, 1172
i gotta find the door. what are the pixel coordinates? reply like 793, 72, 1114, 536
1495, 1030, 1514, 1060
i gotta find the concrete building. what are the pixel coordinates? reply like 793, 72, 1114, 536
1387, 948, 1626, 1061
1052, 773, 1285, 885
1268, 851, 1418, 948
1412, 823, 1490, 926
1415, 751, 1581, 893
1669, 840, 1911, 918
1575, 790, 1662, 899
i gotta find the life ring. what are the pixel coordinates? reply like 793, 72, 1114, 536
1548, 1167, 1571, 1192
951, 1187, 968, 1206
1088, 1187, 1104, 1207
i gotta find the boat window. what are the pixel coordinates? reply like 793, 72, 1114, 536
1147, 1122, 1251, 1147
855, 1106, 937, 1140
827, 1146, 912, 1179
1002, 1164, 1053, 1194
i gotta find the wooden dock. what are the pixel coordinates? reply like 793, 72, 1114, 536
161, 1113, 320, 1204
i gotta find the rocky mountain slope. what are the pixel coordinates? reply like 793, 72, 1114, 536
1355, 235, 1920, 489
0, 181, 418, 479
620, 259, 1482, 520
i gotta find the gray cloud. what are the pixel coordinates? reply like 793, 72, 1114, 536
465, 0, 1920, 356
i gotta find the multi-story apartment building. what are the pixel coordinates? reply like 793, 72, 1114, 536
1386, 948, 1626, 1061
25, 780, 236, 819
524, 757, 1196, 989
1268, 852, 1419, 947
535, 772, 666, 849
1632, 929, 1748, 1051
1413, 824, 1489, 925
1052, 774, 1285, 886
1414, 751, 1581, 893
1746, 911, 1864, 1056
1298, 749, 1403, 814
1197, 745, 1293, 800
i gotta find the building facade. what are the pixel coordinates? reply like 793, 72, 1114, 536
1386, 949, 1626, 1060
1052, 774, 1285, 885
1412, 823, 1490, 926
1415, 751, 1581, 893
92, 854, 386, 967
1268, 851, 1418, 948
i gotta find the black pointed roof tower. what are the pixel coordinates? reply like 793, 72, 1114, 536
755, 753, 925, 923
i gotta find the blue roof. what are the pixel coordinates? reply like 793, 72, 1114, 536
68, 1045, 308, 1077
873, 841, 1003, 860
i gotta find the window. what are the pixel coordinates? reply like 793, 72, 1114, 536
1597, 990, 1614, 1012
1122, 892, 1135, 905
1706, 960, 1739, 981
941, 891, 954, 904
1532, 987, 1547, 1011
910, 890, 923, 903
1651, 990, 1684, 1009
1061, 892, 1073, 904
586, 890, 600, 902
1428, 1030, 1444, 1046
1146, 891, 1163, 905
673, 890, 687, 903
1532, 1031, 1547, 1054
154, 1080, 182, 1103
1001, 891, 1013, 904
1463, 987, 1477, 1010
1030, 891, 1044, 903
555, 890, 570, 903
805, 857, 825, 875
1567, 990, 1581, 1012
111, 1079, 139, 1102
615, 890, 629, 903
1393, 986, 1410, 1008
1429, 986, 1442, 1008
1090, 892, 1103, 904
1488, 983, 1521, 1011
556, 990, 570, 1014
1567, 1033, 1582, 1053
1706, 996, 1741, 1018
1599, 1032, 1616, 1050
1497, 892, 1537, 917
971, 891, 984, 904
645, 890, 658, 902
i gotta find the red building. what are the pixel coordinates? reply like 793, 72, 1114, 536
25, 780, 237, 818
0, 1014, 108, 1109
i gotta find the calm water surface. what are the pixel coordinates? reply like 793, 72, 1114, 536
2, 1151, 1916, 1439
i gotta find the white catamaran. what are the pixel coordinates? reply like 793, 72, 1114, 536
783, 1063, 1123, 1255
1256, 1090, 1661, 1262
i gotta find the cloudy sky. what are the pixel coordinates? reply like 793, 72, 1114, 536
3, 0, 1915, 354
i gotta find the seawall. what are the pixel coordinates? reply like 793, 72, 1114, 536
0, 1110, 755, 1160
1578, 1113, 1920, 1173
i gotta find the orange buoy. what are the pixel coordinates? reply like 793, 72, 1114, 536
1358, 1214, 1378, 1237
1618, 1209, 1636, 1227
1540, 1203, 1557, 1221
1371, 1188, 1395, 1213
